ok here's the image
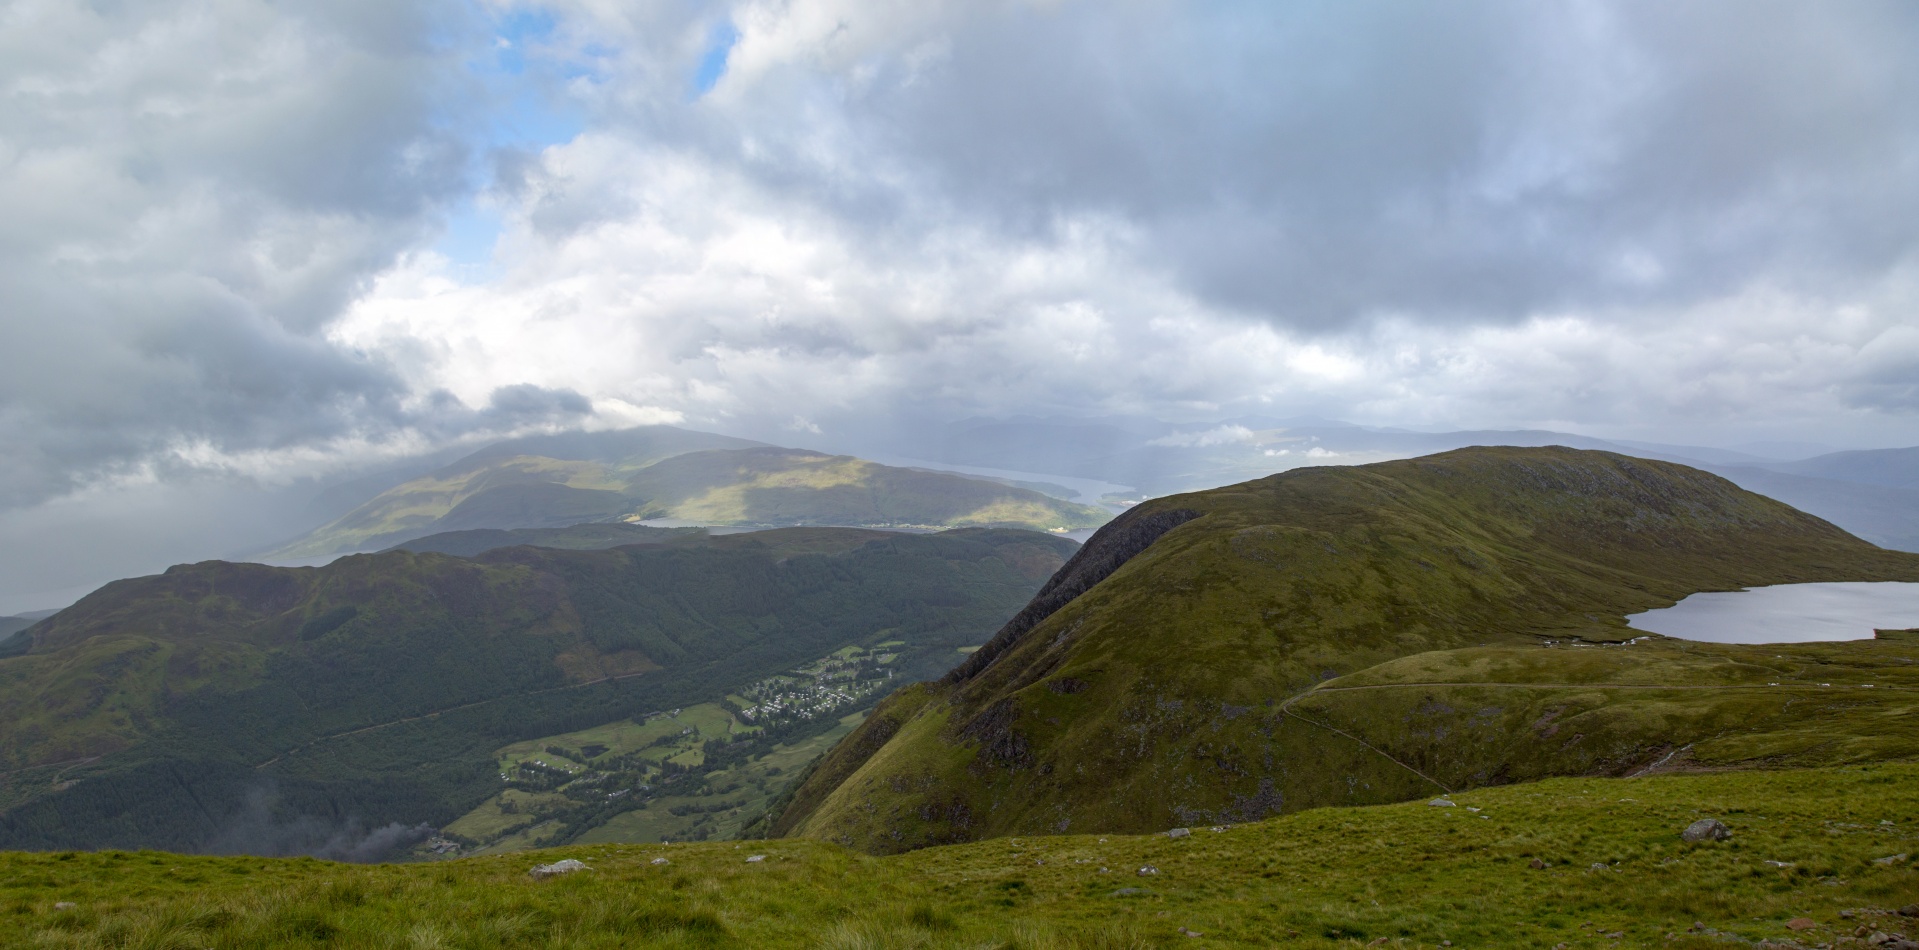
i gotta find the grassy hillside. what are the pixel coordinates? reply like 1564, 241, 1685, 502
0, 529, 1076, 855
382, 522, 700, 557
271, 428, 1109, 558
771, 447, 1919, 853
6, 763, 1918, 948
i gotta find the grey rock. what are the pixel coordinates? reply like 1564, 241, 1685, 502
1428, 798, 1457, 807
650, 857, 669, 865
1137, 865, 1159, 876
1167, 827, 1191, 839
52, 902, 76, 911
528, 859, 590, 879
1873, 854, 1909, 866
745, 855, 766, 863
1682, 818, 1732, 842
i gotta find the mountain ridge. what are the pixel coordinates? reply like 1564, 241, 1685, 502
267, 427, 1110, 559
769, 446, 1919, 852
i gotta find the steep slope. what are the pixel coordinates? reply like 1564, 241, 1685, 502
770, 447, 1919, 852
271, 430, 1108, 558
0, 529, 1075, 854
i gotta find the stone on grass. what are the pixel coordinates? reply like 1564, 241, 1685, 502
1166, 828, 1190, 839
1137, 865, 1159, 876
52, 902, 76, 911
1872, 854, 1908, 866
1682, 818, 1732, 842
528, 859, 590, 880
745, 855, 766, 863
650, 857, 669, 865
1785, 918, 1816, 931
1428, 798, 1456, 807
1529, 858, 1546, 870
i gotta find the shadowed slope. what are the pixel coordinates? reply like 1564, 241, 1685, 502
0, 530, 1076, 853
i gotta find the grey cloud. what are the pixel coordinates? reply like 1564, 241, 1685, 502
618, 0, 1919, 331
0, 0, 512, 509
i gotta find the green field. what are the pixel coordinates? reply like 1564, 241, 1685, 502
436, 641, 891, 857
6, 764, 1917, 948
576, 712, 866, 846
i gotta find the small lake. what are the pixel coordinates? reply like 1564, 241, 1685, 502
1625, 582, 1919, 644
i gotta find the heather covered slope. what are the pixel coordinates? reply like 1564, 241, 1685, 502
0, 529, 1075, 854
771, 447, 1919, 852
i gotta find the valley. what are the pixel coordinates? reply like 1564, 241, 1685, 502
0, 528, 1075, 855
431, 643, 909, 855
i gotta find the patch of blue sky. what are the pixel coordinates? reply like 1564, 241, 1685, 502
692, 20, 740, 97
433, 5, 589, 269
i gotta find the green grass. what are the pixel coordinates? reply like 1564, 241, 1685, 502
778, 448, 1919, 852
6, 764, 1917, 948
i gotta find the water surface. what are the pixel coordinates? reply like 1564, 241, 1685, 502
1626, 581, 1919, 644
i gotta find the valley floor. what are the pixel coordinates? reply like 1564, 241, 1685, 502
6, 764, 1919, 948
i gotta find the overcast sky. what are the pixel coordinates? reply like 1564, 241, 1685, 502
3, 0, 1919, 608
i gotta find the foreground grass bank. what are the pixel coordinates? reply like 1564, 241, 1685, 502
6, 765, 1917, 949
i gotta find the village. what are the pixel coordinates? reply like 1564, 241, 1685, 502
425, 642, 906, 856
732, 643, 901, 728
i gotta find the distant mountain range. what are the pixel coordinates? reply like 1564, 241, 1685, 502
770, 447, 1919, 852
265, 426, 1111, 559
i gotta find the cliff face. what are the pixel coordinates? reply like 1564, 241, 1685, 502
771, 446, 1919, 853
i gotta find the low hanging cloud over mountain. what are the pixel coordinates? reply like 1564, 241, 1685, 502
3, 1, 1918, 603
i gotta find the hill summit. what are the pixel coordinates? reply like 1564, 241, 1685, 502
769, 446, 1919, 852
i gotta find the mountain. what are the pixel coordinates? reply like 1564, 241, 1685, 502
383, 522, 702, 557
268, 427, 1110, 558
0, 528, 1076, 854
768, 446, 1919, 853
1762, 445, 1919, 492
883, 414, 1919, 554
1704, 465, 1919, 553
0, 617, 30, 658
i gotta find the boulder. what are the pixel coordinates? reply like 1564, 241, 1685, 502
1682, 818, 1732, 842
528, 859, 590, 880
1167, 828, 1191, 839
1428, 799, 1456, 807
